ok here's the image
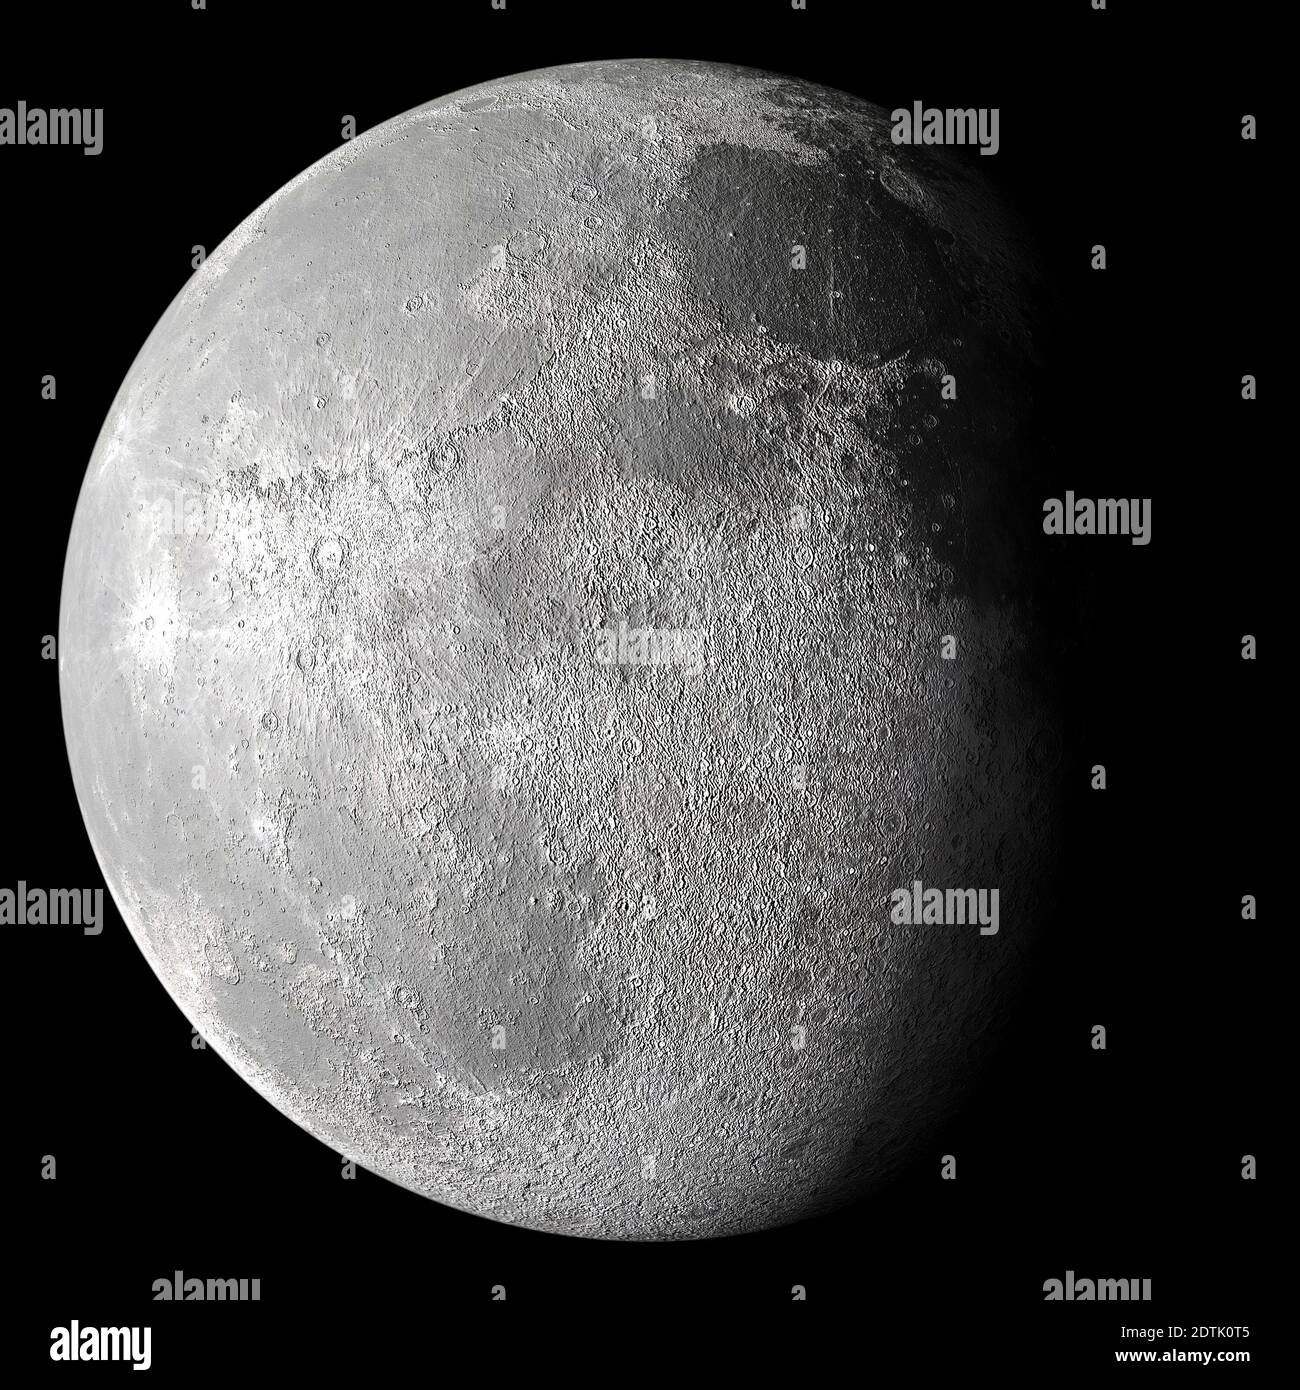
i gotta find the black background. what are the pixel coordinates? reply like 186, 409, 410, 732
4, 0, 1275, 1372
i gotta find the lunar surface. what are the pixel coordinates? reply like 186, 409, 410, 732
60, 59, 1060, 1239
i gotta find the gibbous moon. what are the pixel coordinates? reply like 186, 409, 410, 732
60, 59, 1059, 1239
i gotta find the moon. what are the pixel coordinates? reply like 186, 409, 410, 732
60, 59, 1060, 1239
